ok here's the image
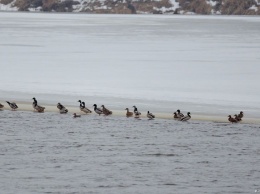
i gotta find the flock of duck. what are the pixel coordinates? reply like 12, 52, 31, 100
0, 98, 243, 123
228, 112, 244, 123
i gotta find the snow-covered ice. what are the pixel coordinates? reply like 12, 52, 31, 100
0, 13, 260, 118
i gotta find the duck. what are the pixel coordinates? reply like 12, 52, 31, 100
237, 111, 243, 119
6, 101, 18, 110
234, 114, 242, 122
133, 105, 141, 118
228, 115, 237, 123
173, 112, 180, 119
0, 103, 4, 109
101, 105, 112, 115
73, 113, 81, 118
180, 112, 191, 121
93, 104, 103, 115
78, 100, 92, 114
147, 111, 155, 119
176, 109, 184, 118
32, 97, 45, 113
57, 103, 68, 114
125, 108, 133, 117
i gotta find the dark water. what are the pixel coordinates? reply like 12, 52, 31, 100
0, 110, 260, 194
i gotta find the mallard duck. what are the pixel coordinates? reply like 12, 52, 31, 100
125, 108, 133, 117
173, 112, 179, 119
78, 100, 91, 114
180, 112, 191, 121
228, 115, 237, 123
6, 101, 18, 110
101, 105, 112, 115
133, 105, 141, 118
176, 109, 184, 118
73, 113, 81, 118
57, 103, 68, 114
234, 114, 242, 122
93, 104, 103, 115
237, 111, 243, 119
0, 103, 4, 109
32, 97, 45, 113
147, 111, 155, 119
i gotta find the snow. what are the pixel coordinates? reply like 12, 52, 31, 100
28, 6, 42, 11
169, 0, 179, 10
249, 5, 258, 11
206, 0, 217, 7
0, 0, 18, 11
153, 6, 174, 13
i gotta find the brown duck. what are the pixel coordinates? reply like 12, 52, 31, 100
101, 105, 112, 115
228, 115, 237, 123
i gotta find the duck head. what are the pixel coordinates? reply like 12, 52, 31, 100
93, 104, 97, 107
177, 109, 180, 113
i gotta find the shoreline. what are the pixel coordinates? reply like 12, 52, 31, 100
1, 102, 260, 124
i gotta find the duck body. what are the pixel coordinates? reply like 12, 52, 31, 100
237, 111, 243, 119
57, 103, 68, 114
125, 108, 133, 117
173, 112, 181, 119
180, 112, 191, 121
234, 114, 242, 122
176, 109, 184, 118
78, 100, 92, 114
0, 103, 4, 109
228, 115, 237, 123
101, 105, 112, 115
147, 111, 155, 119
73, 113, 81, 118
93, 104, 103, 115
32, 98, 45, 113
6, 101, 18, 110
133, 106, 141, 118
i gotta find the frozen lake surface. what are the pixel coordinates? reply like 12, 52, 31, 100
0, 13, 260, 117
0, 110, 260, 194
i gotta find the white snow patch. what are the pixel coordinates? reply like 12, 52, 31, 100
0, 0, 18, 11
153, 6, 174, 13
206, 0, 217, 7
169, 0, 179, 9
28, 6, 42, 11
249, 5, 258, 11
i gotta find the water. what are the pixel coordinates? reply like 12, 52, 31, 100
0, 110, 260, 193
1, 13, 260, 117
